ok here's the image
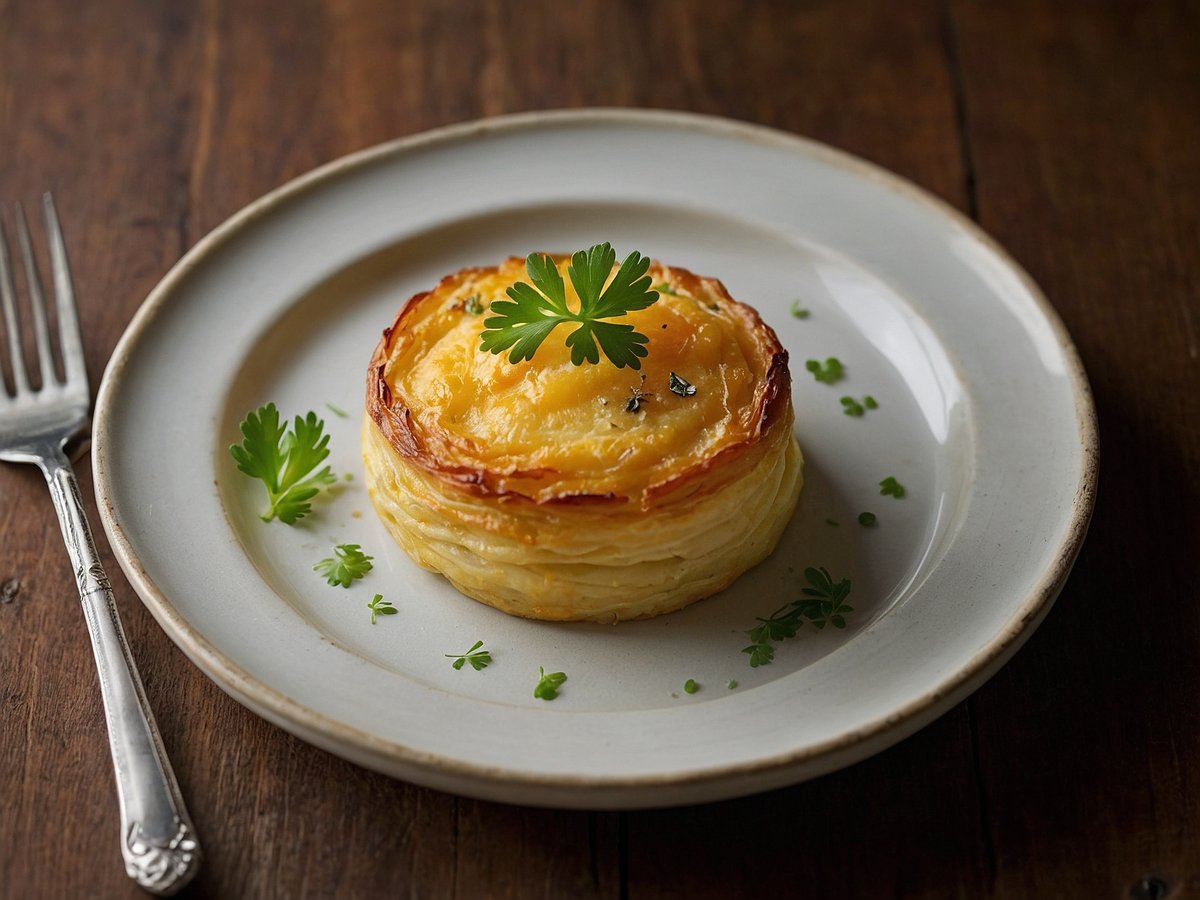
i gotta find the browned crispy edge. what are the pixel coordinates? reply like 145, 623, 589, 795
364, 258, 791, 508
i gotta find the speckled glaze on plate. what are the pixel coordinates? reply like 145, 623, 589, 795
93, 110, 1097, 809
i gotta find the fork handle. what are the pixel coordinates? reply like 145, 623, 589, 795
40, 447, 201, 896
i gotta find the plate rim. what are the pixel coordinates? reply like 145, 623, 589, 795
92, 107, 1099, 807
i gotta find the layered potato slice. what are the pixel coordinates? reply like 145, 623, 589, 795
363, 254, 802, 622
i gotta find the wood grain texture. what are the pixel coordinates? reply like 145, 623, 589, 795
948, 2, 1200, 897
1, 1, 1196, 897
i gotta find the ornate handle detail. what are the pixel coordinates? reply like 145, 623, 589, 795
125, 819, 200, 894
42, 448, 202, 895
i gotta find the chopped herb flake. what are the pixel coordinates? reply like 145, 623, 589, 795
534, 667, 567, 700
841, 396, 866, 417
727, 679, 738, 690
463, 293, 485, 315
805, 357, 844, 384
653, 282, 679, 295
841, 395, 878, 417
789, 300, 810, 319
879, 477, 906, 498
858, 512, 877, 527
668, 372, 696, 397
313, 543, 374, 588
625, 387, 651, 412
367, 593, 397, 624
325, 402, 349, 418
684, 678, 699, 694
446, 640, 492, 671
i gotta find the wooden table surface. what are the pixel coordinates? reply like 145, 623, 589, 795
2, 2, 1197, 897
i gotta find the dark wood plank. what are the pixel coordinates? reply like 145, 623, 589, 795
627, 708, 993, 900
948, 2, 1200, 897
455, 803, 620, 900
0, 2, 208, 897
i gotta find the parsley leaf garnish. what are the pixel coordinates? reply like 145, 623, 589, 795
879, 476, 906, 498
745, 643, 775, 667
229, 403, 336, 524
668, 372, 696, 397
446, 640, 492, 671
313, 543, 374, 588
479, 242, 659, 369
841, 396, 865, 416
368, 593, 397, 624
742, 567, 853, 667
842, 395, 878, 417
533, 666, 567, 700
805, 358, 844, 384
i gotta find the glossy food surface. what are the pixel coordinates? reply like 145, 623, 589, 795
371, 256, 787, 505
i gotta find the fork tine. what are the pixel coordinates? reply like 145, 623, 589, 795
16, 202, 57, 389
42, 194, 86, 391
0, 215, 30, 396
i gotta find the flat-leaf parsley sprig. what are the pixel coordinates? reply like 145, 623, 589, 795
742, 567, 853, 667
314, 543, 374, 588
368, 593, 397, 624
446, 640, 492, 671
479, 242, 659, 369
229, 403, 336, 524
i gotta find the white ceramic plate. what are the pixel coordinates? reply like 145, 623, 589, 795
93, 110, 1096, 809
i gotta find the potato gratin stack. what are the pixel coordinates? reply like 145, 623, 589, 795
363, 250, 802, 622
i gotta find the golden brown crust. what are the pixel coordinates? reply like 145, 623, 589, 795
362, 253, 803, 622
365, 257, 790, 508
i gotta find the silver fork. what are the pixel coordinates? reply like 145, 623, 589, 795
0, 196, 201, 896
